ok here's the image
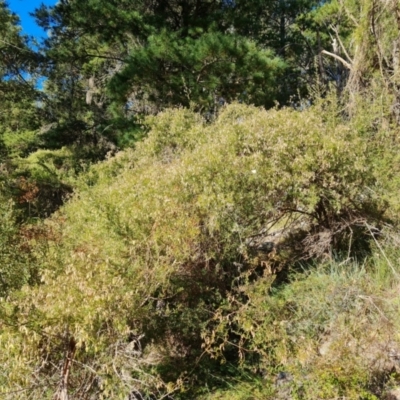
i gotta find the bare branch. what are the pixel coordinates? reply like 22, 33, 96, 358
330, 25, 353, 64
83, 53, 126, 62
321, 50, 353, 70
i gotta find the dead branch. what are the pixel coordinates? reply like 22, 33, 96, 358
53, 337, 76, 400
321, 50, 353, 70
330, 25, 353, 64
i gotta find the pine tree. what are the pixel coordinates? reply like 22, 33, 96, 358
0, 0, 40, 153
34, 1, 287, 122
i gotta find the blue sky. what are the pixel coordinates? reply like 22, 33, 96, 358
7, 0, 57, 39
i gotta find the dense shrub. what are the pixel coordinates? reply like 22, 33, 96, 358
0, 194, 39, 297
0, 103, 395, 398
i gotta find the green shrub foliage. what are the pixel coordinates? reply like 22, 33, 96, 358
0, 103, 394, 398
0, 197, 39, 297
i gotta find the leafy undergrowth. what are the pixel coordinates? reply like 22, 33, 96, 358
198, 251, 400, 400
1, 102, 400, 399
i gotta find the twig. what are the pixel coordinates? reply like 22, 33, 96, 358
365, 222, 399, 278
0, 39, 30, 52
70, 359, 98, 375
0, 386, 39, 397
358, 295, 391, 323
338, 0, 360, 26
